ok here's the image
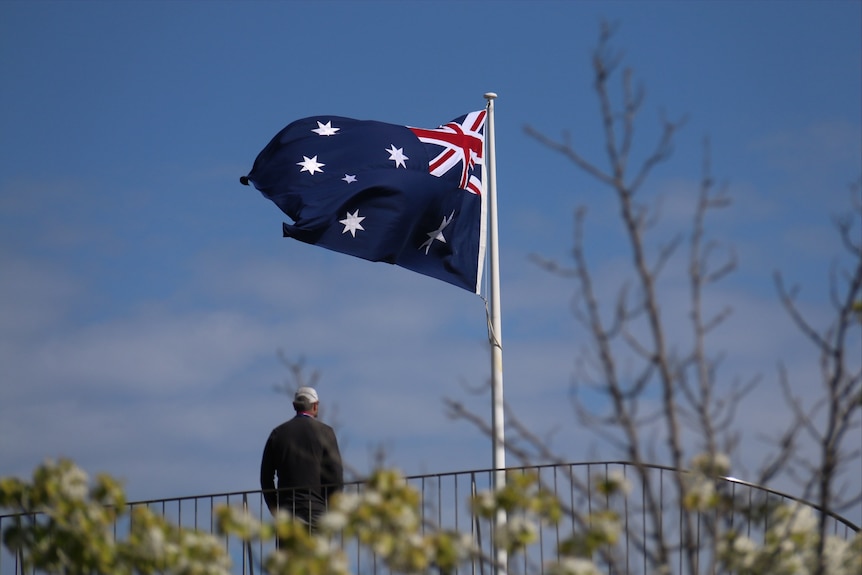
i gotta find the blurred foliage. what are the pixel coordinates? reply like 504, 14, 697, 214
3, 458, 860, 574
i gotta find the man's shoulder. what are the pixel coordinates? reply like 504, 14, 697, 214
269, 415, 335, 436
271, 415, 330, 431
308, 417, 336, 433
270, 415, 302, 433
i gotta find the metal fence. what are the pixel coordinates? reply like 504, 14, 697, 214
2, 461, 859, 575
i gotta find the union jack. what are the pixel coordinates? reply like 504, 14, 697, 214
409, 110, 485, 195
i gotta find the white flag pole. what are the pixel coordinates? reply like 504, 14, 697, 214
484, 91, 507, 575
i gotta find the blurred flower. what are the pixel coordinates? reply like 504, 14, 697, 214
690, 452, 731, 476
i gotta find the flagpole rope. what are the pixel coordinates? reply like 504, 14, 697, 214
484, 297, 502, 350
480, 240, 501, 351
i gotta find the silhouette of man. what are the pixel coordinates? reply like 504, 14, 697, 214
260, 386, 344, 529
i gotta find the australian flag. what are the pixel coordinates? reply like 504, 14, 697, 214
242, 111, 486, 293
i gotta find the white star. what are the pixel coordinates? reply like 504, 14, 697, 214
312, 121, 340, 136
420, 211, 455, 254
339, 210, 365, 237
386, 144, 408, 168
297, 155, 324, 175
342, 174, 357, 183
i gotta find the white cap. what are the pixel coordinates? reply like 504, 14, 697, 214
294, 386, 319, 403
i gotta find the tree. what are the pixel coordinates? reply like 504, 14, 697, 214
0, 459, 232, 575
446, 21, 861, 575
767, 178, 862, 569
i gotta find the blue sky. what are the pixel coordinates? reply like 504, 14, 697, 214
1, 0, 860, 523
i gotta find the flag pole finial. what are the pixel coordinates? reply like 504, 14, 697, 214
484, 92, 498, 100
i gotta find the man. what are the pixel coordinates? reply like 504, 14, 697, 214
260, 386, 344, 529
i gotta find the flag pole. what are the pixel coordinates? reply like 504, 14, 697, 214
484, 91, 507, 575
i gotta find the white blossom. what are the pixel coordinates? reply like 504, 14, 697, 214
684, 475, 716, 511
56, 462, 89, 501
824, 535, 859, 575
272, 509, 292, 526
362, 490, 383, 506
394, 505, 419, 530
226, 507, 262, 538
495, 516, 537, 548
719, 533, 758, 570
313, 537, 335, 557
473, 490, 496, 515
139, 526, 166, 560
458, 532, 477, 554
690, 451, 731, 476
605, 469, 632, 496
589, 512, 621, 542
773, 503, 818, 538
318, 509, 348, 532
332, 491, 361, 513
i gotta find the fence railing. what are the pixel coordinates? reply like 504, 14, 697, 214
2, 461, 858, 575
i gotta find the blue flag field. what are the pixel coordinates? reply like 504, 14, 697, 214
242, 111, 486, 293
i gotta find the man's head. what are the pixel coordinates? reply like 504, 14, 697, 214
293, 386, 320, 416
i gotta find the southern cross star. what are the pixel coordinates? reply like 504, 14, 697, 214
311, 121, 339, 136
297, 155, 324, 175
339, 210, 365, 237
342, 174, 357, 183
386, 145, 408, 168
420, 210, 455, 254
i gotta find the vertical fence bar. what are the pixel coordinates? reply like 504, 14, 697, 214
679, 481, 684, 575
623, 464, 630, 575
643, 470, 648, 575
438, 475, 443, 534
421, 476, 427, 535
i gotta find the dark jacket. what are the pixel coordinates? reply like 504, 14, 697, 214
260, 414, 344, 525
